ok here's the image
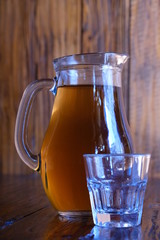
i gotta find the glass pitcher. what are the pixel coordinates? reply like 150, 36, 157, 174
15, 53, 134, 218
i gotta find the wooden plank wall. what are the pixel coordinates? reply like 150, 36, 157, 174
0, 0, 160, 175
130, 0, 160, 177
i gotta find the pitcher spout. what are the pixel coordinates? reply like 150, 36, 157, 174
104, 53, 129, 70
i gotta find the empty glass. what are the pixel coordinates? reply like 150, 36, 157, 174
83, 154, 150, 228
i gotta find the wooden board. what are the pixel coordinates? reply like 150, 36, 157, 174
129, 0, 160, 175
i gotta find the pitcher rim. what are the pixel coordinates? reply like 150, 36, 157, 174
53, 52, 129, 61
53, 52, 129, 71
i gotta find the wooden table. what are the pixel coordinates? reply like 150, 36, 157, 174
0, 169, 160, 240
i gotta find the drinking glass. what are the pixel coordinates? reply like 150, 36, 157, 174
83, 154, 150, 227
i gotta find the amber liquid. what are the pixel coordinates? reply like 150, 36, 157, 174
41, 85, 133, 212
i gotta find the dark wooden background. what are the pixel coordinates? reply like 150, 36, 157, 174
0, 0, 160, 175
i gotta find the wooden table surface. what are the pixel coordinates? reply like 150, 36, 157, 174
0, 167, 160, 240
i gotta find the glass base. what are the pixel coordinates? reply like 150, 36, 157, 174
93, 211, 142, 228
58, 211, 92, 220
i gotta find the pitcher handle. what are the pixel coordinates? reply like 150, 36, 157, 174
15, 78, 56, 171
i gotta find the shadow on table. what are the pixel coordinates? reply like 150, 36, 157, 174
44, 214, 142, 239
81, 225, 142, 239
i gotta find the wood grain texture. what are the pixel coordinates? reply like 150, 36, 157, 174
129, 0, 160, 175
82, 0, 129, 52
0, 0, 81, 174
